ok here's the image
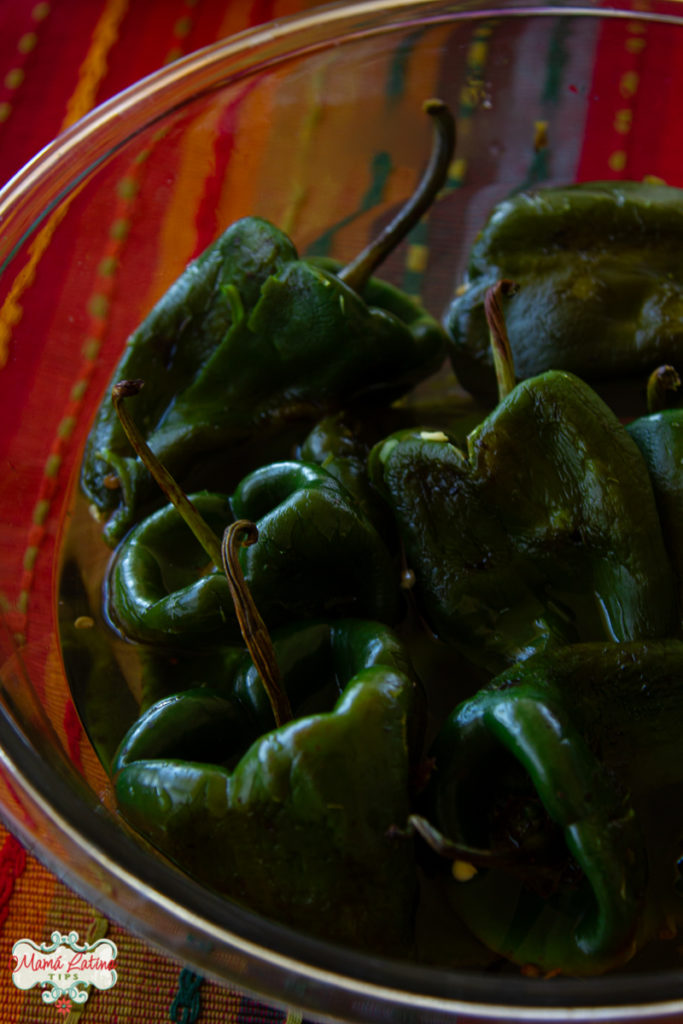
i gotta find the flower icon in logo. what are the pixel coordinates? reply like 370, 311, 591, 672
55, 995, 72, 1016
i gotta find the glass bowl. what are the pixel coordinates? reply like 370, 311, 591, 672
2, 0, 683, 1019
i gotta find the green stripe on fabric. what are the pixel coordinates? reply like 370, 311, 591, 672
386, 28, 425, 103
511, 17, 572, 194
401, 23, 493, 298
304, 151, 393, 258
169, 967, 203, 1023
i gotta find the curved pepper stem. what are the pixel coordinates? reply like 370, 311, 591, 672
409, 813, 527, 871
221, 520, 292, 727
113, 381, 291, 725
646, 363, 681, 414
112, 379, 224, 570
484, 279, 517, 403
338, 99, 455, 294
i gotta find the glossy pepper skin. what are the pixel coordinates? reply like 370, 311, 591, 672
297, 411, 398, 537
369, 370, 678, 673
59, 559, 139, 771
81, 217, 446, 544
114, 617, 422, 764
628, 408, 683, 600
228, 617, 421, 734
419, 640, 683, 976
297, 395, 485, 538
106, 463, 399, 648
113, 619, 423, 956
445, 182, 683, 403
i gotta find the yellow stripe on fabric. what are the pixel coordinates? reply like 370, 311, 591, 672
269, 0, 331, 238
251, 47, 395, 258
62, 0, 129, 128
279, 64, 327, 239
0, 0, 129, 368
149, 110, 225, 300
150, 11, 286, 304
215, 64, 294, 231
211, 2, 311, 234
269, 27, 443, 261
137, 1, 204, 285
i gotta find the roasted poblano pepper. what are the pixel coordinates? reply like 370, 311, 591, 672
369, 370, 678, 673
82, 102, 454, 544
627, 373, 683, 604
297, 389, 485, 537
113, 618, 423, 955
106, 462, 399, 647
445, 181, 683, 403
297, 410, 401, 537
416, 641, 683, 976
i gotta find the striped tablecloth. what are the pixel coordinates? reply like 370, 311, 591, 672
0, 1, 682, 1022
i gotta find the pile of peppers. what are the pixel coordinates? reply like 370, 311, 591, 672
69, 99, 683, 976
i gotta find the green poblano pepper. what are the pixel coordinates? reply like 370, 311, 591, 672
296, 391, 485, 538
113, 617, 422, 767
628, 407, 683, 600
106, 462, 400, 648
82, 101, 456, 545
297, 410, 399, 537
228, 617, 420, 734
82, 217, 446, 544
444, 181, 683, 403
113, 619, 423, 956
416, 640, 683, 976
368, 370, 678, 674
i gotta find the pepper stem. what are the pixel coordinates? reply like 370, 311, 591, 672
646, 364, 681, 414
221, 521, 292, 727
337, 99, 456, 294
113, 380, 291, 725
112, 379, 223, 571
409, 814, 523, 870
484, 280, 517, 402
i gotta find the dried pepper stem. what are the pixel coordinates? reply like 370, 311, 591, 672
646, 364, 681, 414
112, 379, 223, 570
338, 99, 456, 294
484, 279, 517, 402
221, 521, 292, 727
113, 380, 290, 726
409, 814, 525, 870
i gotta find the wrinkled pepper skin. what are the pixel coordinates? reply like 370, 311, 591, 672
297, 401, 484, 538
228, 617, 420, 734
114, 617, 422, 766
230, 461, 400, 625
114, 621, 423, 956
297, 411, 396, 537
421, 640, 683, 976
445, 182, 683, 402
628, 408, 683, 598
104, 492, 234, 646
133, 616, 426, 735
106, 463, 399, 647
114, 688, 254, 771
81, 217, 446, 544
369, 370, 678, 673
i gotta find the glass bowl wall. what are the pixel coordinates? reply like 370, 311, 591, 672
2, 1, 683, 1020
